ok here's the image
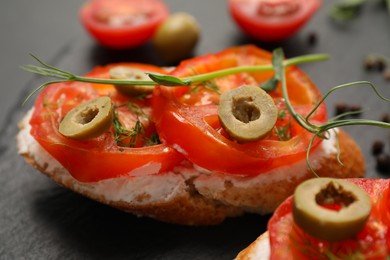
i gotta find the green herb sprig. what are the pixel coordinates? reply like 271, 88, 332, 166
21, 52, 329, 105
113, 101, 160, 148
269, 48, 390, 176
330, 0, 390, 22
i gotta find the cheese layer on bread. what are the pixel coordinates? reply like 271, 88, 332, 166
17, 108, 365, 225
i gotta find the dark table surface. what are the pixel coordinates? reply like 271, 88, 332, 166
1, 0, 389, 259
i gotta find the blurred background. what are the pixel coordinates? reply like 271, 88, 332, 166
0, 0, 389, 259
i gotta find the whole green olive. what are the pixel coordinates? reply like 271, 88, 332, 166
293, 178, 372, 242
59, 96, 113, 140
218, 85, 278, 143
109, 66, 154, 97
153, 12, 200, 63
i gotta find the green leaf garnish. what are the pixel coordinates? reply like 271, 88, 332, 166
260, 77, 278, 92
147, 73, 192, 86
260, 49, 284, 91
330, 0, 366, 22
330, 0, 390, 22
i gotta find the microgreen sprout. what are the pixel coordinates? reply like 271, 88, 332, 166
21, 52, 329, 104
270, 48, 390, 177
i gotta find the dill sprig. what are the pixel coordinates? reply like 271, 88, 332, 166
116, 101, 147, 118
112, 101, 160, 148
113, 110, 146, 148
274, 109, 293, 141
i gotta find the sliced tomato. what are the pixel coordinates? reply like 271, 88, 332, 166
79, 0, 169, 49
228, 0, 321, 42
375, 181, 390, 250
30, 63, 184, 182
268, 178, 390, 259
152, 45, 327, 176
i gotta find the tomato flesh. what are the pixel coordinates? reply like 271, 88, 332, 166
30, 63, 184, 182
229, 0, 321, 42
268, 178, 390, 259
79, 0, 169, 49
152, 45, 327, 176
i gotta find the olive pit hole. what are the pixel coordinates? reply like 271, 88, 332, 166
315, 181, 356, 208
232, 96, 261, 123
75, 106, 99, 125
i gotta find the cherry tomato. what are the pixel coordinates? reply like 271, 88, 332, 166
152, 45, 327, 176
30, 63, 184, 182
228, 0, 321, 42
268, 178, 390, 259
79, 0, 169, 49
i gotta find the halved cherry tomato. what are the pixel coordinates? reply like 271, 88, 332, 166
268, 178, 390, 259
152, 45, 327, 176
30, 63, 184, 182
79, 0, 169, 49
228, 0, 321, 42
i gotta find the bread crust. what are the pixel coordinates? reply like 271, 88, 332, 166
17, 110, 365, 225
235, 231, 270, 260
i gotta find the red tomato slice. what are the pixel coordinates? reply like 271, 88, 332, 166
229, 0, 321, 42
30, 63, 184, 182
268, 178, 390, 259
79, 0, 169, 49
152, 45, 327, 176
374, 181, 390, 250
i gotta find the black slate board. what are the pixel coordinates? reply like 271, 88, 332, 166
1, 0, 389, 259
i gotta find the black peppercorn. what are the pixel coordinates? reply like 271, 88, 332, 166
349, 104, 362, 117
307, 32, 317, 46
383, 70, 390, 81
376, 154, 390, 173
363, 56, 378, 71
381, 113, 390, 123
377, 59, 386, 72
335, 102, 348, 116
372, 140, 385, 155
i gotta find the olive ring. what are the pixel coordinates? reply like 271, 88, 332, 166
293, 178, 372, 242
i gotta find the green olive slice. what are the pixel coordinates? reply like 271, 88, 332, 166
293, 178, 372, 242
59, 96, 113, 140
109, 66, 154, 97
218, 85, 278, 142
153, 12, 200, 63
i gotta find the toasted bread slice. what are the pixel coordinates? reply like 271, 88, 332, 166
17, 109, 365, 225
235, 231, 270, 260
